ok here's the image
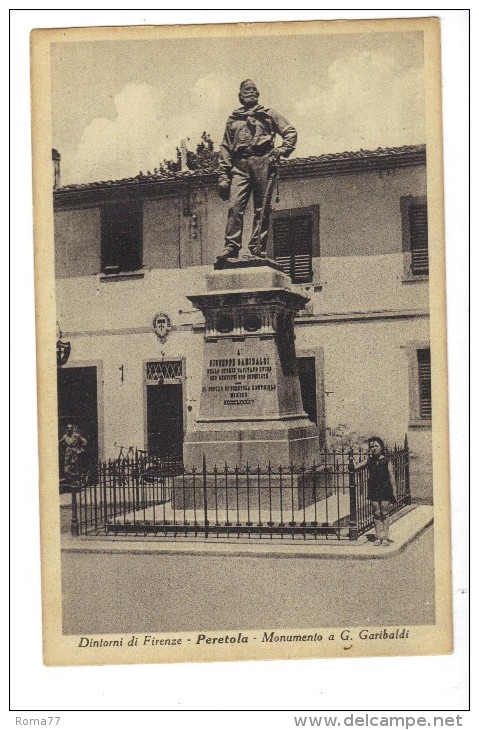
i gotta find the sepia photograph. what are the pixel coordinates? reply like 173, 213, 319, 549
30, 16, 452, 669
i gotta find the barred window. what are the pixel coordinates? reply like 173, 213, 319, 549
101, 202, 142, 274
272, 210, 315, 283
417, 348, 432, 419
409, 203, 429, 275
146, 361, 183, 383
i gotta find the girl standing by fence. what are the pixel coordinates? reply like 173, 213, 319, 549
367, 436, 397, 546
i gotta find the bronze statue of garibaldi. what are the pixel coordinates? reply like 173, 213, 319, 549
216, 80, 297, 263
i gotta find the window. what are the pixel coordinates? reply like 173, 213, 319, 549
297, 357, 318, 425
407, 342, 432, 427
401, 196, 428, 278
272, 206, 319, 284
409, 203, 428, 275
417, 348, 432, 419
101, 202, 142, 274
297, 349, 326, 446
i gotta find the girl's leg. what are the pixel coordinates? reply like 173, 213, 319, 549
380, 500, 390, 544
372, 501, 382, 545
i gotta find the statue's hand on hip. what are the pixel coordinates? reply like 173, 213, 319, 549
269, 148, 282, 163
218, 179, 231, 201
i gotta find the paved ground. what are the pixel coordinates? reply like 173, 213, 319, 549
62, 525, 435, 635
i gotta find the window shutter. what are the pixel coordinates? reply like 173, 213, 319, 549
273, 212, 313, 283
409, 203, 428, 275
417, 349, 432, 419
273, 217, 293, 277
291, 214, 313, 283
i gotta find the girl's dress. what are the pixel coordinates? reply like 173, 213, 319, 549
367, 455, 395, 502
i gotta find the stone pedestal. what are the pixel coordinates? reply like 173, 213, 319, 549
183, 264, 319, 471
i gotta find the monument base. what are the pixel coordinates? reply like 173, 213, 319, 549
213, 253, 284, 272
183, 418, 319, 470
183, 262, 321, 512
172, 469, 332, 513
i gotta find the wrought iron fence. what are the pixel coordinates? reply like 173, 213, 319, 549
70, 451, 182, 537
70, 439, 410, 540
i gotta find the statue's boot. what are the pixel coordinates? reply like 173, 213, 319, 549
216, 245, 240, 261
247, 245, 266, 258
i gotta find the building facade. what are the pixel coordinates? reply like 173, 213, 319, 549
54, 145, 432, 502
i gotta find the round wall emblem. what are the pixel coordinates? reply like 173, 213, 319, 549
153, 313, 172, 343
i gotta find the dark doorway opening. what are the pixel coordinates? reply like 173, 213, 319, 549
147, 382, 184, 461
57, 366, 99, 484
298, 356, 317, 425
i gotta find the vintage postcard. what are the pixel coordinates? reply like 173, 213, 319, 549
31, 17, 451, 667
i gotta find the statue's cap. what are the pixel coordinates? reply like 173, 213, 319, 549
239, 79, 257, 90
